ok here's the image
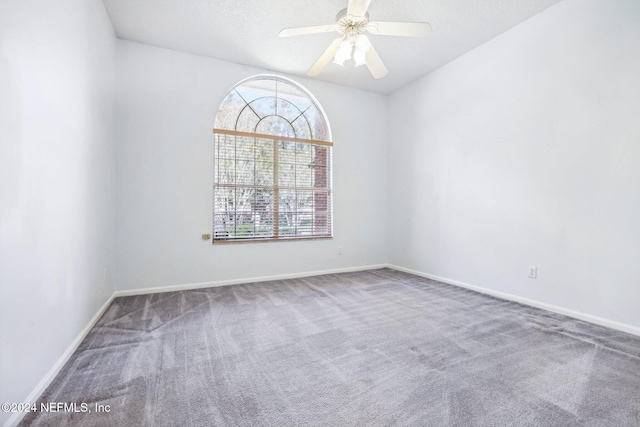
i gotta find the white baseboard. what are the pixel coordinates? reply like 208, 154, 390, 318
114, 264, 390, 297
388, 264, 640, 337
3, 294, 116, 427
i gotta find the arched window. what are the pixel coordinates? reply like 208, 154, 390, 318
213, 75, 333, 243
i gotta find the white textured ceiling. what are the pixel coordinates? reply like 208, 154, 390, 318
102, 0, 562, 94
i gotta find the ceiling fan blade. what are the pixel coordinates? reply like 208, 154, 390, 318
307, 37, 343, 76
347, 0, 371, 18
279, 24, 337, 38
365, 44, 388, 79
367, 21, 432, 37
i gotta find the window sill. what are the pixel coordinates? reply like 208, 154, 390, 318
213, 236, 333, 245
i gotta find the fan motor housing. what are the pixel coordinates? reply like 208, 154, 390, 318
335, 8, 369, 37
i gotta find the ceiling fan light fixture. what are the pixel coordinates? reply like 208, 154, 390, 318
333, 52, 347, 66
354, 50, 366, 66
355, 34, 371, 52
334, 39, 353, 66
338, 40, 353, 59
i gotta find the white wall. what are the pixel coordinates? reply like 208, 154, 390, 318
115, 41, 389, 291
0, 0, 117, 423
388, 0, 640, 328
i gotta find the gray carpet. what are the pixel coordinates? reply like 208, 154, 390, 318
20, 268, 640, 426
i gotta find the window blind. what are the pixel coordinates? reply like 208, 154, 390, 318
214, 129, 332, 242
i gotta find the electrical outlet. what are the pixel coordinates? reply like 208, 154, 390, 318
528, 266, 537, 279
338, 246, 342, 255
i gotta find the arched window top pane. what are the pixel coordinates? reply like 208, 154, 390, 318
214, 75, 331, 142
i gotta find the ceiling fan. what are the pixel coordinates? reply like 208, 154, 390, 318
279, 0, 431, 79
